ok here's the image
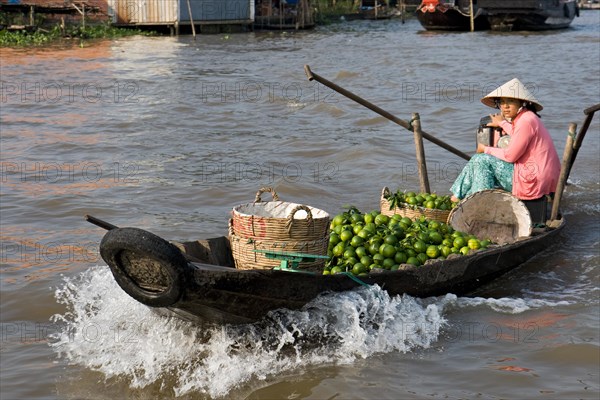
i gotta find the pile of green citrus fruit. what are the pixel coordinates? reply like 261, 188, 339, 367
323, 207, 491, 276
385, 190, 457, 211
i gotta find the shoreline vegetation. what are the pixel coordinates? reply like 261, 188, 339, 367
0, 0, 400, 47
0, 23, 155, 47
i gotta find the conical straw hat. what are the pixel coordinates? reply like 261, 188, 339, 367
481, 78, 543, 111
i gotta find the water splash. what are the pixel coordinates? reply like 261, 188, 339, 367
450, 296, 573, 314
49, 266, 449, 398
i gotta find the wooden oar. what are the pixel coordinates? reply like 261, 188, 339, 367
303, 65, 471, 161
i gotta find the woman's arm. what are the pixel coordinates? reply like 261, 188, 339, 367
485, 112, 535, 162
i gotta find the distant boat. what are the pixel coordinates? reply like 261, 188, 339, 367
479, 0, 579, 31
415, 0, 490, 31
253, 0, 315, 30
415, 0, 579, 31
340, 1, 401, 21
358, 0, 398, 20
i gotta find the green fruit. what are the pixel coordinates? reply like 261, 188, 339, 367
340, 230, 353, 242
375, 214, 390, 226
355, 246, 368, 258
426, 245, 440, 259
350, 213, 364, 224
406, 256, 420, 266
413, 240, 428, 254
332, 214, 345, 227
379, 244, 396, 258
453, 237, 467, 249
368, 241, 382, 255
440, 245, 452, 257
352, 224, 364, 235
350, 235, 365, 248
468, 238, 481, 250
332, 243, 345, 257
428, 231, 443, 245
360, 255, 372, 266
362, 222, 377, 233
384, 234, 399, 246
329, 232, 341, 246
343, 248, 357, 260
352, 263, 367, 275
417, 252, 429, 264
394, 251, 408, 264
357, 229, 371, 240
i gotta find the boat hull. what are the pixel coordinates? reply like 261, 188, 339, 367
99, 220, 565, 325
415, 0, 578, 31
416, 7, 490, 31
479, 0, 578, 31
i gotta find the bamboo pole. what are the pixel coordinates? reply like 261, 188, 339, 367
565, 103, 600, 179
186, 0, 196, 39
304, 65, 471, 161
412, 113, 430, 193
401, 0, 406, 24
550, 123, 577, 221
469, 0, 474, 32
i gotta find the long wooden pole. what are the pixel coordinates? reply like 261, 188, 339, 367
186, 0, 196, 39
304, 65, 471, 161
550, 123, 577, 221
565, 103, 600, 179
469, 0, 474, 32
412, 112, 430, 193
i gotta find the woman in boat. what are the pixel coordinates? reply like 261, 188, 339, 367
450, 78, 561, 203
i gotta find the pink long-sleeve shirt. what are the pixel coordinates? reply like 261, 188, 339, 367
484, 110, 561, 200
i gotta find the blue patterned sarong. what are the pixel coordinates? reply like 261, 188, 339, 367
450, 153, 514, 199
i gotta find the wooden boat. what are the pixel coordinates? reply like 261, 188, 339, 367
415, 0, 579, 31
89, 214, 565, 325
477, 0, 579, 31
253, 0, 315, 30
415, 0, 491, 31
86, 78, 597, 326
358, 0, 398, 20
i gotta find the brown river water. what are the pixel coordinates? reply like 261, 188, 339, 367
1, 11, 599, 400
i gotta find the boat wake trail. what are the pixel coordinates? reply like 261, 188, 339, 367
49, 266, 450, 398
49, 266, 576, 398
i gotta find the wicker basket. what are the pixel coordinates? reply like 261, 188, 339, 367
228, 231, 329, 271
380, 187, 451, 223
229, 187, 330, 270
231, 187, 330, 241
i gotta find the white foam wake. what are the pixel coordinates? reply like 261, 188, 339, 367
49, 266, 449, 398
50, 266, 575, 397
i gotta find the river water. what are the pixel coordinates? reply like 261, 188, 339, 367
1, 11, 599, 400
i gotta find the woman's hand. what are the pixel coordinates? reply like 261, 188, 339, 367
487, 113, 505, 127
476, 142, 486, 153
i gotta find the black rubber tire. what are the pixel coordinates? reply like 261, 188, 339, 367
100, 227, 187, 307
